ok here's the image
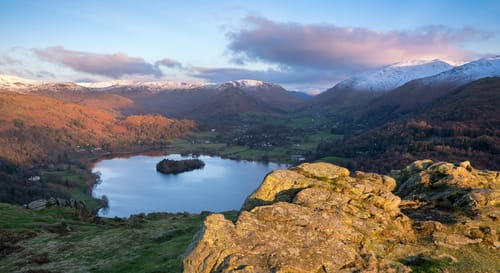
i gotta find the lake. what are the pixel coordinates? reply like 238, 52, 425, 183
92, 154, 288, 217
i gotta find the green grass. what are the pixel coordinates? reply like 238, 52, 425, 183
40, 165, 102, 211
402, 244, 500, 273
317, 156, 351, 165
0, 203, 238, 273
404, 255, 454, 273
0, 203, 78, 233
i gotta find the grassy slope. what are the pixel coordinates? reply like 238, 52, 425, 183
40, 164, 102, 211
1, 203, 498, 273
0, 203, 238, 273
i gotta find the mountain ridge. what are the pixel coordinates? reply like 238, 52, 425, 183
335, 59, 455, 92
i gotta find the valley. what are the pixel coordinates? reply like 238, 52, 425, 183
1, 57, 499, 209
0, 56, 499, 273
2, 2, 500, 272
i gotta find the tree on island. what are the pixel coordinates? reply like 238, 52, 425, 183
156, 159, 205, 174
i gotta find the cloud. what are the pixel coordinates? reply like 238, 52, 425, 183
0, 55, 22, 66
33, 46, 164, 78
227, 16, 492, 72
35, 70, 56, 79
155, 58, 182, 69
190, 66, 340, 90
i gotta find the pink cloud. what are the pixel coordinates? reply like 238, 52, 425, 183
33, 46, 164, 78
227, 16, 492, 71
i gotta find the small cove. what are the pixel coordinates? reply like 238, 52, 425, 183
92, 154, 288, 217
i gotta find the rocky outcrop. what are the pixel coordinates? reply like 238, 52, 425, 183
27, 197, 87, 211
183, 162, 415, 272
392, 160, 500, 249
183, 161, 500, 273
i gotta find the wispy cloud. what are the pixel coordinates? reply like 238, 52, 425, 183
33, 46, 165, 78
227, 16, 492, 72
0, 55, 22, 66
190, 66, 340, 90
155, 58, 182, 69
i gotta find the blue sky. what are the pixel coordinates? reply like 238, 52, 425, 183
1, 0, 499, 91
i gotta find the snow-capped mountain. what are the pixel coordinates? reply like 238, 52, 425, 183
356, 56, 500, 117
76, 79, 211, 91
77, 79, 286, 92
0, 74, 287, 94
0, 75, 90, 93
0, 74, 42, 89
419, 56, 500, 86
335, 59, 455, 92
217, 79, 283, 91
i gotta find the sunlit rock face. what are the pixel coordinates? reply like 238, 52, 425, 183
182, 161, 500, 273
183, 162, 415, 273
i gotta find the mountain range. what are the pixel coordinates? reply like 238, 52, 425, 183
312, 56, 500, 109
0, 76, 302, 120
3, 56, 500, 93
1, 56, 499, 129
0, 56, 499, 204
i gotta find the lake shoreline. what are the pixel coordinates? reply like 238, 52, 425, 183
92, 154, 289, 218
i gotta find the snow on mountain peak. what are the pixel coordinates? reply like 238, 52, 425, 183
218, 79, 282, 90
76, 79, 209, 90
0, 74, 41, 87
422, 56, 500, 85
234, 79, 265, 86
336, 59, 455, 92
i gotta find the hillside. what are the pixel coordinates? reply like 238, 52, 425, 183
0, 202, 237, 273
310, 57, 500, 125
310, 59, 454, 110
0, 91, 195, 165
31, 89, 134, 113
218, 80, 302, 111
360, 57, 500, 123
0, 91, 196, 205
316, 77, 500, 173
111, 80, 301, 120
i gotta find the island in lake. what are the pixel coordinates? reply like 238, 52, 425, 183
156, 158, 205, 174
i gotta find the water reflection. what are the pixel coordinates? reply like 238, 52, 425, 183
92, 154, 287, 217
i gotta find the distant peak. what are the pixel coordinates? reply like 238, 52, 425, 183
474, 55, 500, 62
76, 79, 209, 90
335, 59, 455, 92
0, 74, 43, 90
0, 74, 40, 85
218, 79, 283, 90
224, 79, 266, 87
389, 59, 456, 68
486, 55, 500, 60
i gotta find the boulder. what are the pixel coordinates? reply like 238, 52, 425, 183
26, 198, 87, 210
27, 199, 48, 210
393, 160, 500, 249
184, 162, 414, 273
393, 160, 500, 216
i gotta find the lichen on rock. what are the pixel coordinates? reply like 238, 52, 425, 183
183, 162, 415, 273
183, 160, 500, 273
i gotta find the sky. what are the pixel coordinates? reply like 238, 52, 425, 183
0, 0, 499, 92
